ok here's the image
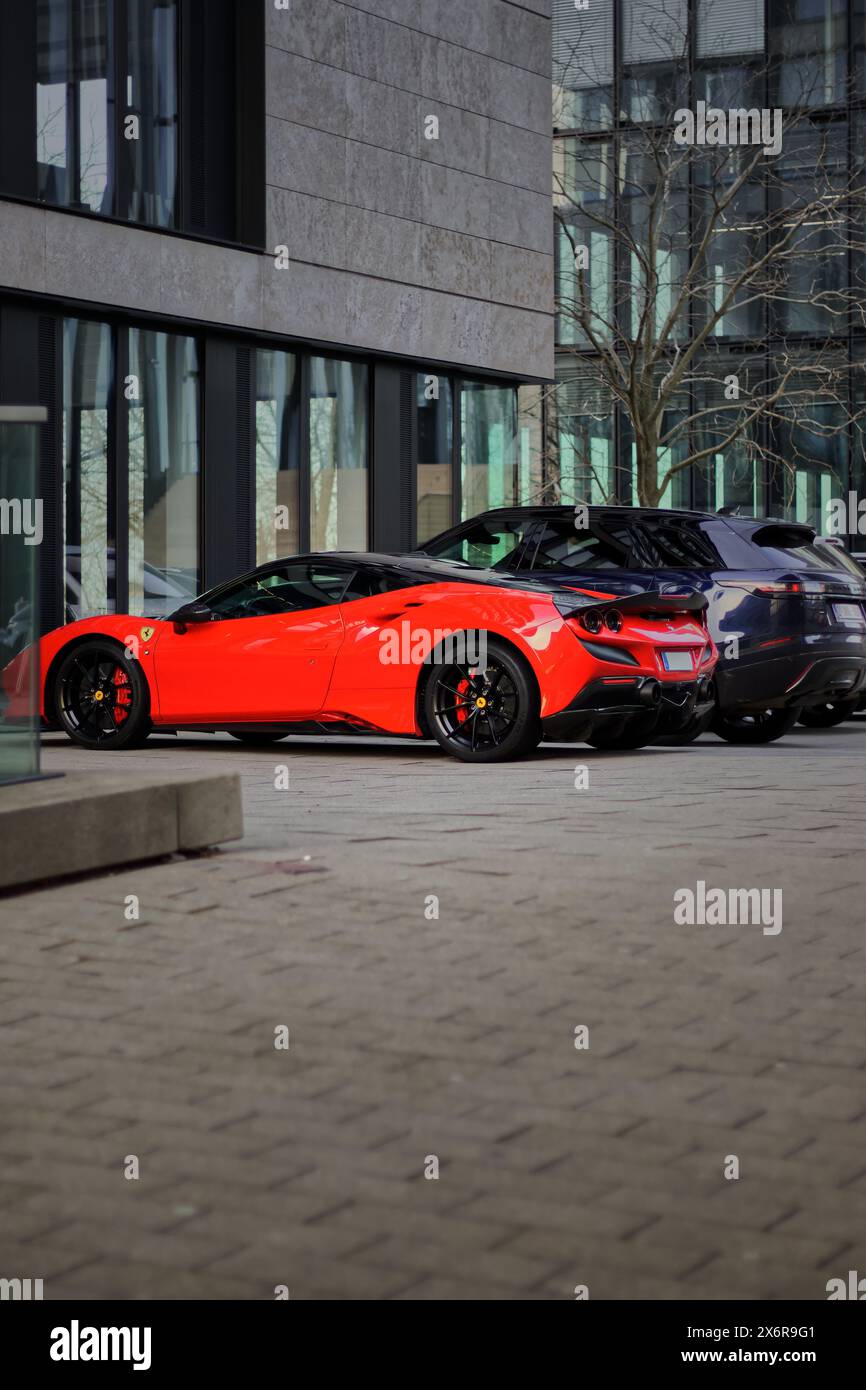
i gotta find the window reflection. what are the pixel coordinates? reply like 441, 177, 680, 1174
461, 384, 525, 516
309, 358, 368, 551
128, 329, 200, 615
37, 0, 113, 213
62, 318, 113, 618
416, 374, 452, 545
124, 0, 178, 227
256, 349, 300, 563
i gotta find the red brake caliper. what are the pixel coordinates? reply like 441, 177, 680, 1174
455, 677, 471, 724
112, 666, 132, 725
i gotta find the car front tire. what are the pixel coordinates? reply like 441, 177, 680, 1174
54, 639, 152, 750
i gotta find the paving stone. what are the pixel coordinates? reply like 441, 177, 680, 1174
0, 727, 864, 1298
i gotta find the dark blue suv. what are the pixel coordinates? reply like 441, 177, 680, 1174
416, 506, 866, 743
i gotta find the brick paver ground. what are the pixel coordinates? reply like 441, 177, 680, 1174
2, 722, 866, 1299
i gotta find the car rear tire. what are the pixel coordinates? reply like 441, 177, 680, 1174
711, 705, 802, 745
424, 637, 541, 763
228, 732, 291, 744
54, 639, 152, 750
797, 699, 858, 728
587, 712, 659, 750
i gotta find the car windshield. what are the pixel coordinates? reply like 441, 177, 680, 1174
422, 518, 527, 568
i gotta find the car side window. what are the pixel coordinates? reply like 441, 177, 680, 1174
638, 519, 724, 569
207, 564, 350, 618
340, 570, 427, 602
529, 520, 636, 571
424, 519, 528, 568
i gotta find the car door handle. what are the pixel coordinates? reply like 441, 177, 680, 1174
380, 603, 423, 620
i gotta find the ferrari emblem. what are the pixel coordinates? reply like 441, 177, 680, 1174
140, 626, 155, 642
475, 696, 487, 709
94, 690, 105, 701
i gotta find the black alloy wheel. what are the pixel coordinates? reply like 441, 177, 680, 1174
424, 637, 540, 763
711, 705, 802, 745
55, 640, 151, 750
797, 700, 859, 729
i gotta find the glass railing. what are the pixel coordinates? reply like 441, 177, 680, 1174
0, 407, 46, 785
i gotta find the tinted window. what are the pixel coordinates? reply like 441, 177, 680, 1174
752, 538, 866, 576
638, 518, 726, 569
207, 563, 349, 618
423, 517, 528, 568
530, 518, 638, 571
341, 569, 426, 602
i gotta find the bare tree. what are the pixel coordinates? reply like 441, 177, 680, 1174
543, 1, 866, 513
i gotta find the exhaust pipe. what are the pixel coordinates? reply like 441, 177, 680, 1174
639, 678, 662, 707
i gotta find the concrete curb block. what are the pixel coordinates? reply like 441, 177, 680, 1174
0, 771, 244, 891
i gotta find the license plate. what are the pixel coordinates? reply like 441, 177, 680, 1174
832, 602, 865, 626
662, 650, 694, 671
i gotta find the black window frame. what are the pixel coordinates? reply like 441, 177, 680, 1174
0, 0, 265, 249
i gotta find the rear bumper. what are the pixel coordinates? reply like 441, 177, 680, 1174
542, 675, 714, 741
715, 645, 866, 711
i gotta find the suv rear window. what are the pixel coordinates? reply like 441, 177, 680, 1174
750, 534, 866, 577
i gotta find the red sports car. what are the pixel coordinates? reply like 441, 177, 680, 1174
2, 554, 717, 762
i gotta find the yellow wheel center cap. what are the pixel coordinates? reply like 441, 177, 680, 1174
94, 690, 105, 701
475, 696, 487, 709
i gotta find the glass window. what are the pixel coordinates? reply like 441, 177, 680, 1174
0, 416, 42, 784
255, 349, 300, 564
37, 0, 113, 213
694, 162, 766, 341
620, 0, 689, 123
124, 0, 179, 227
749, 530, 866, 573
207, 562, 350, 618
770, 0, 847, 108
341, 568, 426, 601
550, 364, 615, 503
309, 358, 368, 551
530, 518, 638, 571
416, 374, 453, 546
62, 318, 113, 619
554, 139, 614, 349
423, 517, 530, 568
691, 357, 767, 515
552, 0, 614, 132
697, 0, 765, 107
461, 383, 524, 517
638, 517, 728, 568
772, 123, 848, 337
128, 328, 200, 616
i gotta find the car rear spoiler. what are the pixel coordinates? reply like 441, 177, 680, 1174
554, 588, 708, 619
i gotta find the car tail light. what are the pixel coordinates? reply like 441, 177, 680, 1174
604, 609, 623, 632
581, 610, 603, 634
717, 579, 804, 597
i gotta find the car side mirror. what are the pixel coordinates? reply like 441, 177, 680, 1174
170, 600, 215, 634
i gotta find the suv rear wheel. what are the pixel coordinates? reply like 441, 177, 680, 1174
797, 699, 858, 729
711, 705, 801, 745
